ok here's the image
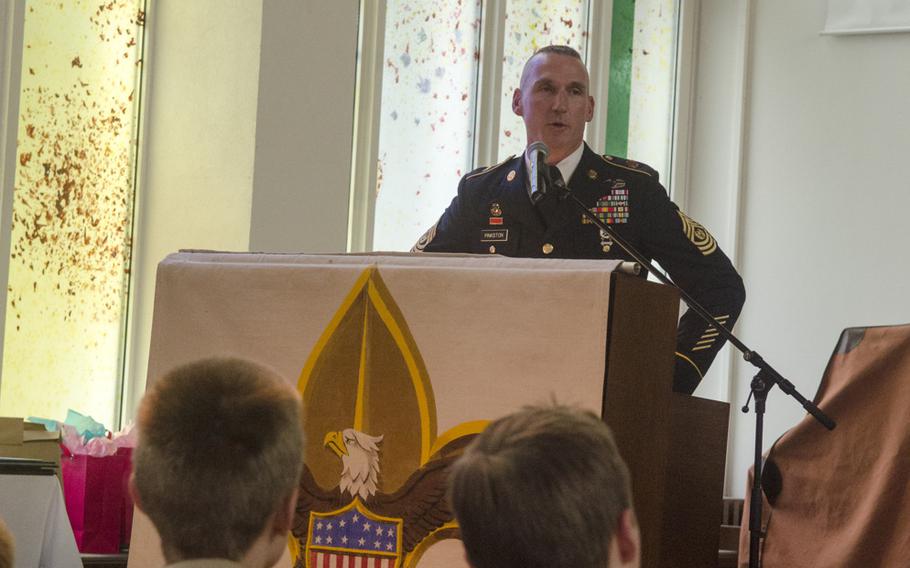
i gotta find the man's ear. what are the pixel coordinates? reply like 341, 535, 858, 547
273, 487, 299, 535
585, 95, 595, 122
512, 88, 523, 116
616, 508, 640, 565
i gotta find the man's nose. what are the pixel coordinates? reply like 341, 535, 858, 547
552, 90, 568, 111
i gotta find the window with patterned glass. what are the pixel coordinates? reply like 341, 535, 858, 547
364, 0, 681, 251
497, 0, 590, 161
620, 0, 678, 182
371, 1, 484, 252
0, 0, 145, 429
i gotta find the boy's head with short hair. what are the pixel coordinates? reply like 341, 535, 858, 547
449, 405, 639, 568
131, 357, 304, 567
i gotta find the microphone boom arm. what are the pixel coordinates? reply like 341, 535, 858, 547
548, 175, 835, 568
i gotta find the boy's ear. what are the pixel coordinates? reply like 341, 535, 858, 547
616, 508, 641, 564
128, 473, 144, 512
273, 487, 299, 534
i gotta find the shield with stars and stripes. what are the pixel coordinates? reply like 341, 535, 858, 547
306, 499, 403, 568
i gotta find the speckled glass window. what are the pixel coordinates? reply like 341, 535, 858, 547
498, 0, 590, 161
0, 0, 145, 428
371, 1, 483, 252
367, 0, 682, 250
627, 0, 677, 180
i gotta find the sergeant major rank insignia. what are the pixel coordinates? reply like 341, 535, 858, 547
677, 210, 717, 255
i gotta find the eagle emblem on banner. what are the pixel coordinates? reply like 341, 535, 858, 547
292, 268, 486, 568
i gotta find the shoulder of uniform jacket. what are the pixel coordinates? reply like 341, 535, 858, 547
598, 154, 659, 178
464, 155, 516, 180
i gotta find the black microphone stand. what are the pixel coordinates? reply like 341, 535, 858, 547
547, 174, 836, 568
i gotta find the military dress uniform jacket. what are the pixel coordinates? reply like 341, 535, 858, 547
414, 144, 746, 394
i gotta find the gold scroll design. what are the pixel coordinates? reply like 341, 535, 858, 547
677, 210, 718, 256
294, 267, 487, 568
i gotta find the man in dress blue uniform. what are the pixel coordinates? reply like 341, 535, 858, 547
413, 45, 745, 394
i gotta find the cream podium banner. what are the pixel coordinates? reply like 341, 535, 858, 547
127, 252, 624, 568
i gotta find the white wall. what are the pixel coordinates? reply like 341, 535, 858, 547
686, 0, 751, 404
689, 0, 910, 496
124, 0, 265, 418
124, 1, 359, 418
249, 0, 358, 253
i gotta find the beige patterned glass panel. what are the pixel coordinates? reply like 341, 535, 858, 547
372, 0, 482, 252
497, 0, 590, 162
627, 0, 677, 181
0, 0, 145, 427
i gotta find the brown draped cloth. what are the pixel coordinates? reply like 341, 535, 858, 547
738, 323, 910, 567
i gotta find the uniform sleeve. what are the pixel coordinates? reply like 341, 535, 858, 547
412, 176, 472, 253
639, 181, 746, 394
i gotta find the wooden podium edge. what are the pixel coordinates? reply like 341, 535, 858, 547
662, 394, 730, 568
601, 273, 730, 568
602, 273, 677, 568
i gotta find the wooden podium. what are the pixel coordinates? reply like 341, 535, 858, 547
605, 273, 729, 568
127, 252, 727, 568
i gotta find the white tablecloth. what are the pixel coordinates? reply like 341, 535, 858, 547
0, 474, 81, 568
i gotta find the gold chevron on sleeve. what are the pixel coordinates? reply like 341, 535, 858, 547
677, 210, 718, 255
691, 315, 731, 351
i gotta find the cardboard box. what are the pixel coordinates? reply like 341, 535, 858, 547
0, 417, 62, 477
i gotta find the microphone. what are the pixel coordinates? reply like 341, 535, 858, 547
527, 141, 549, 204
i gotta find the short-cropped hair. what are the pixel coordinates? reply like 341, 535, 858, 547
520, 45, 588, 91
133, 357, 304, 561
533, 44, 583, 60
449, 405, 632, 568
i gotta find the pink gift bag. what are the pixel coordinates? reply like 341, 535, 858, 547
118, 447, 134, 548
61, 450, 131, 553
